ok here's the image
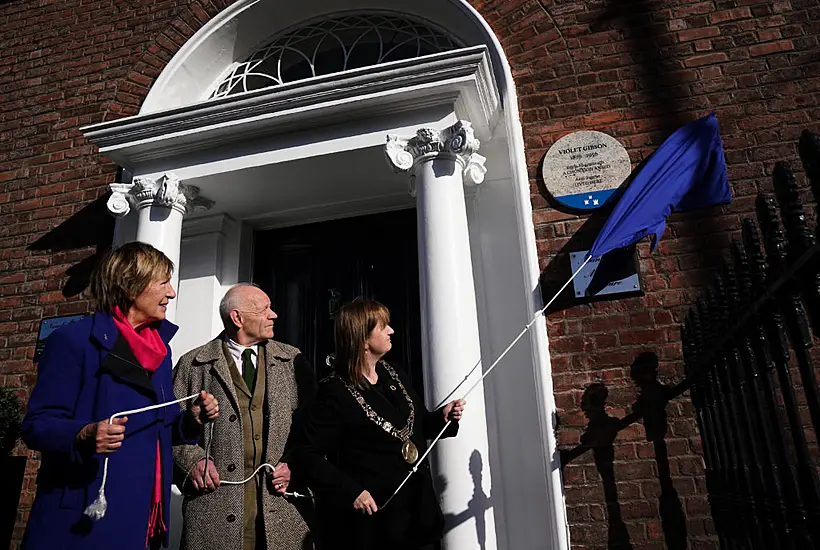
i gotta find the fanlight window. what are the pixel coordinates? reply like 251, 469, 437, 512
210, 14, 461, 99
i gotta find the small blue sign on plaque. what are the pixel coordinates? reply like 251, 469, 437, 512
569, 250, 641, 298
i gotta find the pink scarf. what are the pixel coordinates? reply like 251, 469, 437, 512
112, 307, 167, 372
112, 307, 168, 545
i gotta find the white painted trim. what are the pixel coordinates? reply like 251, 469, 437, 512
243, 193, 413, 230
82, 47, 498, 169
141, 0, 266, 114
131, 106, 457, 183
180, 212, 234, 239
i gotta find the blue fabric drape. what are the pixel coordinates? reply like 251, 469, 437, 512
588, 112, 732, 260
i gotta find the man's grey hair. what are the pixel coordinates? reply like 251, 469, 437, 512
219, 282, 260, 330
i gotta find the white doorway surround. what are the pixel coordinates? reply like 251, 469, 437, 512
81, 2, 570, 549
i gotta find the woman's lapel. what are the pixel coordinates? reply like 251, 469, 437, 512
99, 335, 157, 396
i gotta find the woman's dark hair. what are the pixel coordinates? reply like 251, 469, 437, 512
333, 300, 390, 390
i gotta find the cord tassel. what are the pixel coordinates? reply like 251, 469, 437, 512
84, 393, 200, 521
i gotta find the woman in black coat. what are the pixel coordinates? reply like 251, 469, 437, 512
299, 299, 465, 550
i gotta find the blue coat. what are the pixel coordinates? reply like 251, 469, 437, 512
21, 311, 195, 550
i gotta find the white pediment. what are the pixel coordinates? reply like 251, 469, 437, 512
81, 47, 499, 171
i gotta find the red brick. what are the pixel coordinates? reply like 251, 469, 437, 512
694, 39, 713, 51
684, 52, 729, 67
581, 315, 629, 333
685, 496, 711, 516
749, 40, 795, 56
653, 310, 675, 326
709, 7, 753, 24
583, 111, 623, 127
757, 28, 783, 41
616, 461, 656, 480
557, 428, 581, 446
629, 311, 653, 327
677, 27, 720, 42
620, 329, 668, 346
593, 333, 618, 349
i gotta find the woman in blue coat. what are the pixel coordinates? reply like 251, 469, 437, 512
21, 242, 220, 550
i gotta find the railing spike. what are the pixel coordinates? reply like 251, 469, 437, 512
756, 193, 789, 279
741, 218, 768, 296
733, 239, 753, 307
773, 161, 814, 259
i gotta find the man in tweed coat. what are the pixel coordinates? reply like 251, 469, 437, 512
173, 283, 317, 550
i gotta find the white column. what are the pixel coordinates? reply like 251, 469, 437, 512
385, 121, 496, 550
106, 173, 213, 322
174, 214, 245, 357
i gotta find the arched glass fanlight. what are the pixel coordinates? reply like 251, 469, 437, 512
210, 13, 461, 99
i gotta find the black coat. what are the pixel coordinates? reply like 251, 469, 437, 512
298, 361, 458, 549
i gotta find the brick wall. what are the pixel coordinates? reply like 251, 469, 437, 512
475, 0, 820, 548
0, 2, 234, 546
0, 0, 818, 548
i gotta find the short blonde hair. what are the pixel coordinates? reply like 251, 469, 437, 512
90, 242, 174, 315
333, 300, 390, 390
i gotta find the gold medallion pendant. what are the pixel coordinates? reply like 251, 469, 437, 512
340, 362, 419, 465
402, 439, 419, 464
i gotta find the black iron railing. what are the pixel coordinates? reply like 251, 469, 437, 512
682, 130, 820, 549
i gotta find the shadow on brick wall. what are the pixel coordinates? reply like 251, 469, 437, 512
590, 0, 690, 130
560, 352, 689, 549
27, 194, 114, 298
579, 382, 635, 549
629, 352, 688, 550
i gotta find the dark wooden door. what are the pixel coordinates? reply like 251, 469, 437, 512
253, 209, 424, 394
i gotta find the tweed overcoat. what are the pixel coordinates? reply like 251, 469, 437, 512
172, 336, 316, 550
21, 312, 193, 550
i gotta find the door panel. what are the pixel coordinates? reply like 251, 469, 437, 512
253, 209, 424, 395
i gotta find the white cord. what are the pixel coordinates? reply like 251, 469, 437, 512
218, 462, 310, 498
380, 256, 592, 509
181, 404, 309, 498
221, 462, 279, 485
184, 456, 310, 498
84, 392, 201, 521
202, 406, 214, 488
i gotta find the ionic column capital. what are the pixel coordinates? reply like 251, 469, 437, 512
385, 120, 488, 193
106, 173, 215, 217
107, 183, 135, 218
